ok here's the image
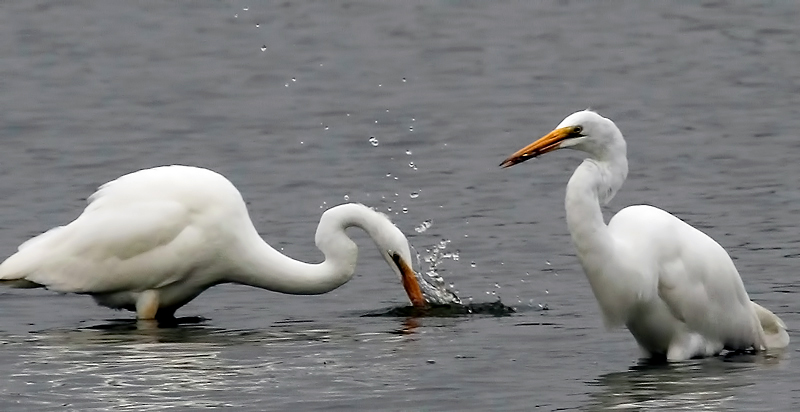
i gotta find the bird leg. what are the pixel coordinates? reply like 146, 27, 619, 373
136, 290, 160, 320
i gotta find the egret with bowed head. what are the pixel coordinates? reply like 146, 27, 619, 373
0, 165, 426, 320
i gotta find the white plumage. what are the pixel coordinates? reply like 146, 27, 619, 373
501, 110, 788, 360
0, 165, 426, 319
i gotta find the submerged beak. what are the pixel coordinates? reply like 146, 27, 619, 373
500, 126, 576, 168
391, 252, 427, 308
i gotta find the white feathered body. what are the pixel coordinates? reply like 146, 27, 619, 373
552, 112, 789, 360
0, 166, 256, 313
597, 204, 770, 358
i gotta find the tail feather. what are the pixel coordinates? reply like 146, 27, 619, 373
0, 279, 44, 288
752, 301, 789, 350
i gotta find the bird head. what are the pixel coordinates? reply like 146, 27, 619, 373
370, 210, 427, 308
500, 110, 622, 167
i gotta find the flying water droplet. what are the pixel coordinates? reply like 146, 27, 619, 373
369, 136, 379, 146
234, 13, 238, 18
409, 126, 414, 132
260, 45, 267, 51
410, 191, 419, 199
386, 173, 392, 178
291, 77, 296, 82
495, 283, 501, 289
470, 261, 476, 268
415, 219, 433, 233
343, 194, 350, 201
402, 78, 407, 82
406, 149, 412, 155
409, 162, 417, 170
256, 23, 260, 28
452, 250, 460, 261
324, 125, 329, 130
402, 207, 408, 214
243, 6, 249, 11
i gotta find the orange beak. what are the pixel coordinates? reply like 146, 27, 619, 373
391, 252, 427, 307
499, 126, 576, 168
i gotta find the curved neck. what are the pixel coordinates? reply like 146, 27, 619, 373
228, 204, 404, 295
564, 149, 629, 324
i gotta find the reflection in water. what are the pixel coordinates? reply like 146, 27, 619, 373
0, 318, 422, 410
585, 354, 784, 410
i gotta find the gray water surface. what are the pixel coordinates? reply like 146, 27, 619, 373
1, 1, 799, 411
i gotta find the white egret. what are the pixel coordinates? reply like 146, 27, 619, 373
0, 165, 426, 320
500, 110, 789, 360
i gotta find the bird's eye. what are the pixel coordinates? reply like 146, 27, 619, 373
573, 125, 584, 135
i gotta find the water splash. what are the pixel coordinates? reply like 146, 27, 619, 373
414, 219, 432, 233
412, 240, 462, 305
368, 136, 379, 146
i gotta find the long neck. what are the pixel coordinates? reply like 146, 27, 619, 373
565, 159, 623, 262
228, 204, 401, 295
564, 148, 630, 324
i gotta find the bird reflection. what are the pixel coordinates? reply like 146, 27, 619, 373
585, 355, 781, 410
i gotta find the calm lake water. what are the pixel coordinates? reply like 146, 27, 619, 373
1, 1, 799, 411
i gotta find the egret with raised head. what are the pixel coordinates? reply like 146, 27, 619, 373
501, 110, 788, 360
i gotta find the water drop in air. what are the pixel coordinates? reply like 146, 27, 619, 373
260, 45, 267, 51
402, 207, 408, 214
234, 13, 238, 18
471, 262, 476, 268
409, 126, 414, 132
243, 6, 249, 11
409, 191, 419, 199
495, 283, 501, 289
343, 194, 350, 201
386, 173, 392, 178
256, 23, 260, 28
369, 136, 379, 146
402, 78, 407, 82
415, 219, 433, 233
408, 162, 416, 169
292, 77, 296, 82
406, 149, 412, 155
